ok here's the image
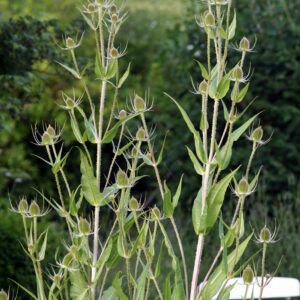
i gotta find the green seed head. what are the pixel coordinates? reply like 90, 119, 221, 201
238, 177, 249, 194
134, 95, 145, 112
66, 98, 75, 108
111, 14, 118, 23
62, 253, 73, 268
232, 66, 243, 81
252, 127, 263, 142
118, 109, 127, 119
79, 217, 91, 235
47, 126, 56, 139
129, 197, 139, 211
70, 245, 79, 257
88, 3, 96, 13
136, 128, 145, 141
239, 37, 250, 51
0, 290, 8, 300
95, 0, 104, 5
54, 273, 61, 286
199, 80, 208, 94
260, 226, 271, 243
204, 12, 215, 27
110, 47, 119, 58
18, 197, 28, 214
29, 200, 40, 216
151, 206, 161, 220
242, 265, 254, 284
109, 194, 115, 201
42, 132, 51, 145
117, 169, 129, 187
66, 37, 75, 49
110, 4, 117, 13
131, 147, 139, 158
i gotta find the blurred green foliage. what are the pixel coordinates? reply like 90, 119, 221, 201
0, 0, 299, 295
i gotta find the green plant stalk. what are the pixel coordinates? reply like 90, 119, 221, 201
64, 269, 70, 300
98, 268, 109, 300
243, 283, 249, 300
133, 248, 141, 299
140, 113, 189, 299
46, 145, 73, 241
245, 141, 257, 180
145, 277, 151, 300
133, 212, 163, 300
258, 242, 267, 300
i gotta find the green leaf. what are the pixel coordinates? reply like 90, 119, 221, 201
10, 279, 38, 300
235, 98, 257, 122
106, 59, 117, 80
221, 100, 229, 122
136, 267, 147, 300
235, 83, 250, 103
80, 149, 105, 206
102, 113, 139, 144
218, 283, 236, 300
209, 74, 218, 99
156, 132, 167, 166
52, 148, 71, 174
250, 166, 263, 190
56, 61, 80, 79
70, 268, 89, 300
187, 146, 204, 175
228, 11, 236, 40
194, 131, 207, 164
118, 62, 131, 88
206, 167, 240, 232
84, 114, 97, 143
192, 188, 209, 234
173, 174, 184, 208
163, 274, 172, 300
70, 115, 84, 143
69, 185, 82, 216
112, 272, 129, 300
101, 286, 118, 300
163, 181, 174, 218
95, 53, 105, 79
38, 229, 48, 261
96, 239, 113, 268
215, 70, 233, 99
79, 10, 95, 30
117, 140, 134, 156
155, 242, 164, 277
195, 60, 209, 80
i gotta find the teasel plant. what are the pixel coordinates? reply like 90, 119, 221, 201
6, 0, 278, 300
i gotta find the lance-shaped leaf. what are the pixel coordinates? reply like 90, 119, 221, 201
163, 180, 174, 218
235, 83, 250, 103
38, 229, 48, 261
163, 274, 172, 300
173, 174, 184, 208
70, 268, 88, 300
56, 61, 80, 79
155, 242, 164, 278
106, 59, 117, 80
112, 272, 129, 300
195, 60, 209, 80
79, 149, 105, 206
192, 188, 209, 234
118, 62, 131, 88
215, 70, 233, 99
52, 147, 71, 174
187, 146, 205, 175
228, 11, 236, 40
136, 267, 147, 300
250, 166, 263, 190
205, 167, 240, 232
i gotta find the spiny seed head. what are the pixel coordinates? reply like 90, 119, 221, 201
29, 200, 40, 216
199, 80, 208, 94
0, 290, 8, 300
79, 217, 91, 235
109, 194, 115, 201
146, 152, 152, 161
151, 206, 161, 220
131, 147, 139, 158
70, 245, 79, 259
54, 274, 61, 286
110, 4, 117, 13
134, 95, 145, 112
111, 14, 118, 23
260, 226, 271, 243
136, 128, 145, 141
129, 197, 139, 211
252, 127, 263, 142
42, 132, 51, 145
18, 197, 28, 213
119, 109, 127, 119
95, 0, 104, 5
204, 12, 215, 27
238, 177, 249, 194
117, 169, 128, 187
232, 66, 243, 81
242, 265, 254, 284
110, 47, 119, 58
239, 37, 250, 51
66, 98, 75, 108
66, 37, 75, 48
47, 126, 56, 138
62, 253, 73, 268
88, 3, 96, 13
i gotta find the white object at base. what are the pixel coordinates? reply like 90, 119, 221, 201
210, 277, 300, 299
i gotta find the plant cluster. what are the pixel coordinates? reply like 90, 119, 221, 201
3, 0, 282, 299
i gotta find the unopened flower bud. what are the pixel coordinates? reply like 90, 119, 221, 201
151, 206, 161, 220
47, 126, 56, 139
42, 132, 51, 145
88, 3, 96, 13
110, 47, 119, 58
260, 226, 271, 243
29, 200, 40, 216
118, 109, 127, 119
66, 37, 75, 49
199, 80, 208, 94
129, 197, 139, 211
242, 265, 254, 284
232, 66, 243, 81
238, 177, 249, 194
134, 95, 145, 112
79, 217, 91, 235
18, 197, 28, 214
239, 37, 250, 51
111, 14, 118, 23
136, 128, 145, 141
0, 290, 8, 300
62, 253, 73, 268
204, 12, 215, 27
110, 4, 117, 13
252, 127, 263, 142
117, 170, 128, 187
